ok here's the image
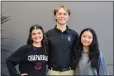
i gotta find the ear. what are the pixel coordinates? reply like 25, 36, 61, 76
67, 15, 70, 19
31, 36, 32, 40
54, 15, 57, 20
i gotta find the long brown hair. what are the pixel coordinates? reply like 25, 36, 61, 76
27, 24, 48, 54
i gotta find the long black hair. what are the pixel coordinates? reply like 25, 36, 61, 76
27, 24, 48, 54
74, 28, 100, 72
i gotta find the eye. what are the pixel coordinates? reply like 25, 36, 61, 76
58, 13, 62, 15
88, 36, 92, 39
38, 32, 41, 34
63, 13, 67, 16
83, 35, 86, 38
32, 33, 36, 35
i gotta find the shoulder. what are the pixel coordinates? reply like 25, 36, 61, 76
69, 28, 78, 35
68, 28, 78, 37
14, 44, 32, 53
46, 28, 55, 34
99, 52, 104, 59
18, 45, 31, 50
45, 28, 55, 37
7, 45, 31, 59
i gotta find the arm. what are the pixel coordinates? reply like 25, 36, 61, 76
45, 32, 50, 65
71, 31, 79, 70
99, 52, 108, 75
6, 45, 27, 76
45, 32, 49, 54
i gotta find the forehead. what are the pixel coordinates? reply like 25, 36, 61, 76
82, 31, 93, 36
57, 7, 68, 13
31, 29, 42, 33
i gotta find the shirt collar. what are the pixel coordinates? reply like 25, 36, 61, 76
54, 25, 70, 33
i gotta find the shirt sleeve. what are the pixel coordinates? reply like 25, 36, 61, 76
99, 52, 108, 75
45, 31, 50, 65
6, 45, 28, 76
71, 31, 79, 69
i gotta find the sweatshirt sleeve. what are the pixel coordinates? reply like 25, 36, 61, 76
6, 45, 28, 76
45, 31, 50, 65
99, 52, 108, 75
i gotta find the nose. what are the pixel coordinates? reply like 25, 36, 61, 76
85, 38, 88, 41
60, 14, 64, 18
35, 34, 39, 37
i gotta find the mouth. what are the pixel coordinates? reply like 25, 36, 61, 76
83, 41, 90, 44
59, 20, 66, 23
35, 37, 42, 40
60, 19, 65, 21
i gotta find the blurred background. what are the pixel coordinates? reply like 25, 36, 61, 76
1, 1, 113, 76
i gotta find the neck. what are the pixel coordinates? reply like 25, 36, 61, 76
32, 42, 42, 47
56, 23, 67, 32
83, 46, 89, 53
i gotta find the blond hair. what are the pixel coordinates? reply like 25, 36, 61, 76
54, 6, 70, 16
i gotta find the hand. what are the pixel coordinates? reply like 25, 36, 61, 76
21, 73, 28, 76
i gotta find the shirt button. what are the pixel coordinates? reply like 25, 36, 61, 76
84, 57, 86, 58
83, 60, 86, 62
61, 35, 63, 39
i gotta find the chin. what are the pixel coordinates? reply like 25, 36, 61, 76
83, 44, 90, 47
35, 40, 42, 43
60, 23, 66, 25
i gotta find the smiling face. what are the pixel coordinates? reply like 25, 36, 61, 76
31, 29, 43, 44
81, 31, 93, 47
54, 7, 70, 25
